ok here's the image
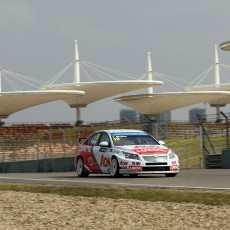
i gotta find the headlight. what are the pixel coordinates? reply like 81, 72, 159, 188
169, 150, 176, 159
123, 151, 139, 160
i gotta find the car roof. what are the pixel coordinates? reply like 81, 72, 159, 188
97, 129, 146, 133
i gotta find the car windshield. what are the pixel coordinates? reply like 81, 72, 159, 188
110, 131, 159, 146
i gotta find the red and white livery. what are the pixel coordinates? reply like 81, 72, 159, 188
75, 129, 180, 177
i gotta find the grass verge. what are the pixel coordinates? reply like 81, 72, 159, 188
0, 183, 230, 206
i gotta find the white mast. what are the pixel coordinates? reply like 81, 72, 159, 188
147, 52, 153, 94
214, 44, 220, 85
74, 40, 80, 83
214, 44, 221, 120
74, 40, 81, 124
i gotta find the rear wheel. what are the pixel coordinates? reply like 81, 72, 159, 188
110, 157, 120, 177
165, 173, 177, 177
76, 157, 89, 177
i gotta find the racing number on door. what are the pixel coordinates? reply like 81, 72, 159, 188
100, 155, 110, 167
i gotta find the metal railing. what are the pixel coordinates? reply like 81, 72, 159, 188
0, 119, 229, 169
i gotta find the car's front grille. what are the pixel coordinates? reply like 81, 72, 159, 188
142, 156, 156, 161
142, 166, 170, 172
142, 155, 167, 162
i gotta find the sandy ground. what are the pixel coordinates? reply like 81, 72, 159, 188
0, 190, 230, 230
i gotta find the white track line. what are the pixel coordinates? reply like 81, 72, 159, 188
0, 176, 230, 191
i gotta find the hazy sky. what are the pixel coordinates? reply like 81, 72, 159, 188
1, 0, 230, 124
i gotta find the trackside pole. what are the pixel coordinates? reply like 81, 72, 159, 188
199, 123, 204, 169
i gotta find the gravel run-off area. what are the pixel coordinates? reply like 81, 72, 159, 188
0, 190, 230, 230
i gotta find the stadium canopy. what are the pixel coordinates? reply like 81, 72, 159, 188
41, 80, 162, 107
185, 83, 230, 92
115, 44, 230, 118
114, 91, 230, 116
219, 40, 230, 51
0, 41, 162, 123
185, 45, 230, 94
41, 41, 163, 122
2, 41, 229, 123
0, 90, 85, 120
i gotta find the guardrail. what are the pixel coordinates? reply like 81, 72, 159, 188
0, 120, 229, 169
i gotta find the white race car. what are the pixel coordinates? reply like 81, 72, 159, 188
75, 129, 180, 177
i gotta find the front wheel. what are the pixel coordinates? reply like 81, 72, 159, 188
165, 173, 177, 177
110, 157, 120, 177
76, 157, 89, 177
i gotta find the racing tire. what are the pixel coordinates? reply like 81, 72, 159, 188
165, 173, 177, 177
76, 157, 89, 177
110, 157, 120, 177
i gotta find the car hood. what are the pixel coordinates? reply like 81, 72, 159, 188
116, 145, 169, 155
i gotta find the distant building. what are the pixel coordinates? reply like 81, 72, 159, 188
189, 108, 206, 122
139, 112, 171, 123
156, 112, 171, 123
120, 109, 171, 123
120, 109, 138, 123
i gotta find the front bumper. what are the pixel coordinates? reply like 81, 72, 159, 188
119, 166, 179, 174
118, 158, 180, 174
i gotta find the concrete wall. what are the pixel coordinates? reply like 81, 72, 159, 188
0, 157, 75, 173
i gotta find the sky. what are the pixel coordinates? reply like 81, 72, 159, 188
1, 0, 230, 124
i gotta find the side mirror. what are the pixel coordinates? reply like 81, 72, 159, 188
159, 140, 165, 145
99, 141, 109, 147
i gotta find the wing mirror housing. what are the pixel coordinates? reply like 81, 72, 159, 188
99, 141, 109, 147
159, 140, 165, 145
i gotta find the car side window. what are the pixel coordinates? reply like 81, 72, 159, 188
86, 133, 101, 146
99, 132, 110, 146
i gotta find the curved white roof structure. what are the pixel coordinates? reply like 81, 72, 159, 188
1, 41, 229, 122
114, 44, 230, 117
0, 41, 162, 122
114, 91, 230, 116
41, 80, 163, 108
0, 90, 84, 119
185, 83, 230, 92
219, 40, 230, 51
184, 44, 230, 96
40, 41, 163, 121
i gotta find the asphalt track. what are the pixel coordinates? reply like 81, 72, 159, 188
0, 169, 230, 191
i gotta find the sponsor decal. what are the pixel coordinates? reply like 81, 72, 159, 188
120, 161, 128, 165
132, 146, 168, 154
128, 166, 142, 172
132, 162, 141, 166
110, 131, 148, 136
170, 165, 179, 171
99, 147, 107, 153
88, 157, 93, 166
100, 155, 110, 167
78, 145, 92, 153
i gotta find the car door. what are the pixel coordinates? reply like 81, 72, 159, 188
93, 132, 112, 173
81, 132, 102, 173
